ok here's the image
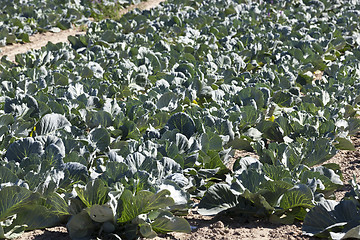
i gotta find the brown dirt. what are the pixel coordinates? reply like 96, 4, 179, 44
0, 28, 85, 62
119, 0, 165, 14
155, 210, 306, 240
325, 133, 360, 200
14, 226, 69, 240
3, 0, 360, 239
327, 133, 360, 183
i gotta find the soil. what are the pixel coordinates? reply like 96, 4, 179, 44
2, 0, 359, 240
0, 28, 85, 62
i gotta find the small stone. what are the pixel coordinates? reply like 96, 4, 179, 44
210, 221, 224, 229
212, 229, 224, 235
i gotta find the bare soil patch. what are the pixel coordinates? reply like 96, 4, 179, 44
0, 28, 85, 62
15, 226, 69, 240
155, 210, 306, 240
327, 133, 360, 183
119, 0, 165, 14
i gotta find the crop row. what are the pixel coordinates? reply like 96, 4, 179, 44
0, 0, 360, 239
0, 0, 139, 46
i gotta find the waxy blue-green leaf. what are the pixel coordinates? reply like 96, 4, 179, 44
272, 91, 295, 107
341, 225, 360, 240
53, 72, 68, 86
0, 223, 26, 240
88, 204, 113, 223
259, 180, 294, 207
233, 169, 267, 193
166, 112, 196, 138
303, 199, 360, 238
156, 92, 178, 111
5, 138, 43, 163
75, 179, 109, 208
302, 138, 337, 167
86, 110, 113, 128
125, 152, 146, 174
348, 118, 360, 135
158, 180, 189, 205
225, 137, 253, 151
300, 166, 343, 193
198, 150, 227, 171
200, 132, 223, 152
234, 190, 274, 218
238, 106, 262, 128
67, 210, 95, 240
203, 116, 235, 140
102, 30, 117, 43
278, 184, 314, 210
0, 166, 18, 184
100, 161, 128, 186
90, 128, 110, 152
118, 189, 174, 223
234, 87, 266, 109
0, 114, 14, 127
256, 120, 284, 143
36, 113, 71, 136
233, 156, 262, 173
63, 162, 89, 182
139, 222, 157, 238
68, 35, 89, 50
175, 133, 190, 154
262, 164, 291, 181
12, 204, 62, 230
0, 186, 33, 221
4, 94, 39, 119
46, 192, 71, 216
151, 212, 191, 234
198, 183, 238, 216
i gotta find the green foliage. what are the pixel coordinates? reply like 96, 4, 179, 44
0, 0, 136, 46
87, 0, 126, 21
1, 0, 360, 238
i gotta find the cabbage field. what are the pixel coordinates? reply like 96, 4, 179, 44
1, 0, 360, 239
0, 0, 142, 46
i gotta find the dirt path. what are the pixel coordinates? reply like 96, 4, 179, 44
0, 28, 85, 62
0, 0, 165, 62
119, 0, 165, 14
